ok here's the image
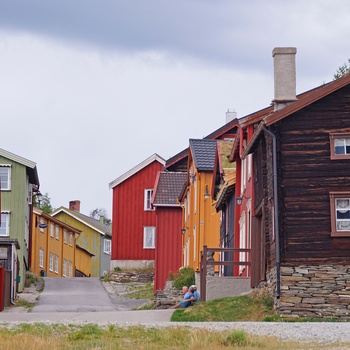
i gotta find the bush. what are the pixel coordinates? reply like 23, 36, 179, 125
172, 267, 195, 290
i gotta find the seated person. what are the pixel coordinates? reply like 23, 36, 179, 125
190, 285, 200, 303
171, 286, 195, 309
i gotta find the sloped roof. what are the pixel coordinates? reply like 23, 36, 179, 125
0, 148, 39, 186
189, 139, 217, 172
165, 118, 239, 170
109, 153, 166, 189
152, 171, 186, 207
51, 207, 111, 237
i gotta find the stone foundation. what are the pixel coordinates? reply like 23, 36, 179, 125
108, 271, 153, 283
279, 264, 350, 319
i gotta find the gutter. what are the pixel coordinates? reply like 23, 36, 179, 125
262, 125, 281, 299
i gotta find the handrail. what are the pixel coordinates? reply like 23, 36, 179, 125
200, 245, 251, 301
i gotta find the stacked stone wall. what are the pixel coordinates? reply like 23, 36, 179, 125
279, 265, 350, 319
108, 271, 153, 283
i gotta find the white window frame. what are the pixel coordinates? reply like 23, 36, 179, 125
143, 226, 155, 249
39, 248, 44, 268
49, 252, 54, 271
0, 165, 11, 190
54, 255, 59, 274
0, 212, 10, 237
50, 223, 54, 237
68, 261, 72, 277
144, 189, 154, 211
55, 225, 59, 240
63, 259, 67, 277
69, 232, 73, 246
239, 212, 246, 275
330, 192, 350, 236
64, 229, 67, 244
330, 133, 350, 160
104, 239, 111, 255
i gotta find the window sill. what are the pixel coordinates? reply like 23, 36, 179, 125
331, 231, 350, 237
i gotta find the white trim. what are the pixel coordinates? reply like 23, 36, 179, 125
50, 208, 108, 236
109, 153, 166, 189
0, 148, 36, 169
143, 226, 156, 249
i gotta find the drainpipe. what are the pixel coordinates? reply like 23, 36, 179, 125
262, 125, 281, 299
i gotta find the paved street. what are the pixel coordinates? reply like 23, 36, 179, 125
32, 277, 114, 313
0, 277, 174, 323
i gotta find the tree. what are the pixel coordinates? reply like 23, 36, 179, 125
35, 192, 54, 214
333, 59, 350, 80
90, 208, 111, 226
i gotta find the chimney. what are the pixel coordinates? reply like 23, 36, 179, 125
225, 109, 237, 123
69, 200, 81, 212
272, 47, 297, 110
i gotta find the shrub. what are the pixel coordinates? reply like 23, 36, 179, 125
172, 267, 195, 290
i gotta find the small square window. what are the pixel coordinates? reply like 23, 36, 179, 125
330, 192, 350, 236
330, 133, 350, 160
104, 239, 111, 255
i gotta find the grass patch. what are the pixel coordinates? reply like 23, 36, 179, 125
171, 292, 276, 322
126, 282, 154, 299
0, 323, 342, 350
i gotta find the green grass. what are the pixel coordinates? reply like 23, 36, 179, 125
0, 323, 344, 350
171, 292, 277, 322
126, 282, 154, 299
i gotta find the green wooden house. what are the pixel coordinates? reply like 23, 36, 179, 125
0, 148, 40, 298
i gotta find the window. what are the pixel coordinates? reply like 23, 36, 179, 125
239, 212, 246, 275
0, 165, 11, 190
104, 239, 111, 255
143, 226, 155, 248
50, 223, 54, 237
49, 253, 54, 271
68, 261, 72, 277
144, 189, 153, 210
55, 225, 59, 240
330, 192, 350, 236
54, 255, 59, 274
0, 212, 10, 236
69, 232, 73, 246
330, 133, 350, 160
39, 248, 44, 268
63, 259, 67, 277
64, 230, 67, 244
193, 226, 196, 262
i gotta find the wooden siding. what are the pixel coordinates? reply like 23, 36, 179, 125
31, 211, 78, 277
52, 212, 101, 277
154, 207, 182, 292
0, 156, 30, 291
111, 161, 164, 261
270, 85, 350, 264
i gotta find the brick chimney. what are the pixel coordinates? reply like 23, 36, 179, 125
272, 47, 297, 111
69, 200, 81, 212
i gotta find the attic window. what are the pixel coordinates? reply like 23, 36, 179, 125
330, 192, 350, 237
330, 133, 350, 160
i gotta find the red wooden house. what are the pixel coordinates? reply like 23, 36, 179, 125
109, 154, 166, 270
152, 171, 186, 292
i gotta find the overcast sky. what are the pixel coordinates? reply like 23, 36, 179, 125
1, 1, 350, 217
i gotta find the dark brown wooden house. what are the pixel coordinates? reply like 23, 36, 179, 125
237, 48, 350, 318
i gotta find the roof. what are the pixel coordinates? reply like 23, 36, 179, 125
189, 139, 217, 172
0, 148, 39, 186
152, 171, 187, 207
165, 118, 239, 169
50, 207, 111, 236
109, 153, 166, 189
33, 207, 82, 234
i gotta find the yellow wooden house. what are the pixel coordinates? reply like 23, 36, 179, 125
51, 200, 111, 277
180, 139, 221, 272
31, 207, 83, 277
